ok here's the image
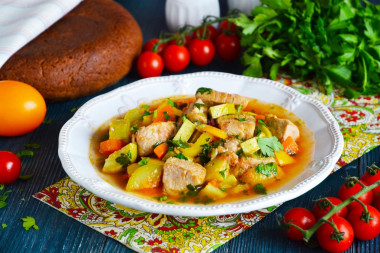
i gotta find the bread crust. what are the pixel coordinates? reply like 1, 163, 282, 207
0, 0, 143, 101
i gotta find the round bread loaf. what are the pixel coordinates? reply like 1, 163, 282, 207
0, 0, 142, 101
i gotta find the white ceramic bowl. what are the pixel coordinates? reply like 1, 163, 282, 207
58, 72, 343, 217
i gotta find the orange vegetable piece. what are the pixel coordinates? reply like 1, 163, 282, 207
282, 136, 299, 156
208, 179, 219, 187
153, 104, 176, 122
153, 143, 168, 159
99, 139, 125, 154
255, 114, 266, 120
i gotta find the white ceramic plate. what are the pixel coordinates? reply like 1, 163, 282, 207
58, 72, 344, 217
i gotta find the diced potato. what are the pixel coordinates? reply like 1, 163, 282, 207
241, 137, 260, 155
146, 158, 165, 165
173, 119, 196, 142
275, 150, 295, 166
228, 183, 250, 194
142, 115, 153, 126
172, 107, 183, 117
127, 163, 140, 176
182, 132, 213, 158
126, 163, 163, 191
240, 164, 284, 186
197, 124, 228, 139
219, 174, 238, 189
124, 108, 143, 123
103, 143, 138, 173
209, 103, 236, 119
199, 183, 227, 200
257, 123, 272, 137
205, 156, 229, 182
109, 119, 130, 141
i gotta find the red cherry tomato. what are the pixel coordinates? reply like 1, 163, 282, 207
361, 164, 380, 193
373, 189, 380, 212
142, 38, 167, 54
317, 216, 354, 253
188, 38, 215, 66
347, 204, 380, 240
168, 34, 191, 47
338, 179, 373, 209
0, 151, 21, 185
218, 20, 238, 35
312, 197, 348, 220
192, 25, 218, 40
137, 51, 164, 78
215, 33, 241, 61
163, 45, 190, 72
281, 207, 316, 241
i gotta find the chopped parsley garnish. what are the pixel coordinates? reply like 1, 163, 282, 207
220, 188, 227, 192
199, 144, 212, 165
255, 163, 277, 177
2, 224, 7, 229
182, 115, 187, 122
70, 107, 78, 113
42, 119, 51, 124
0, 190, 11, 209
167, 98, 177, 108
238, 117, 246, 122
164, 111, 170, 121
153, 141, 163, 149
258, 119, 268, 127
21, 216, 39, 231
153, 110, 158, 118
257, 137, 283, 157
16, 150, 34, 158
168, 139, 190, 149
196, 87, 212, 95
212, 139, 226, 148
155, 196, 168, 202
115, 153, 131, 167
141, 104, 150, 109
253, 183, 267, 195
236, 148, 247, 157
194, 103, 206, 110
138, 158, 150, 166
178, 103, 187, 110
23, 143, 40, 149
140, 110, 152, 120
174, 153, 188, 160
130, 123, 138, 133
237, 104, 242, 113
219, 169, 227, 180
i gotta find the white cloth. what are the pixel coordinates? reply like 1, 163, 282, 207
0, 0, 82, 69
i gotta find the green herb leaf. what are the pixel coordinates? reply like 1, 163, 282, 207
115, 153, 131, 167
2, 224, 7, 229
16, 150, 34, 158
174, 153, 188, 160
164, 111, 170, 121
21, 216, 39, 231
140, 110, 152, 120
257, 137, 283, 157
219, 169, 227, 180
155, 196, 168, 202
167, 98, 177, 108
237, 104, 242, 114
196, 87, 212, 95
168, 139, 191, 149
42, 119, 51, 124
253, 183, 267, 195
194, 103, 206, 110
130, 123, 138, 133
238, 117, 246, 122
70, 107, 78, 113
255, 163, 277, 177
138, 158, 150, 166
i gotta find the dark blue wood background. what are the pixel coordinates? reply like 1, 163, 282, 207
0, 0, 379, 252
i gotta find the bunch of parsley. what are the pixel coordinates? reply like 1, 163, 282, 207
234, 0, 380, 97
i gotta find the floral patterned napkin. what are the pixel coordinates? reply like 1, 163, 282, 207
33, 79, 379, 253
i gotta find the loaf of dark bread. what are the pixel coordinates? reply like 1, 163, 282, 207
0, 0, 142, 101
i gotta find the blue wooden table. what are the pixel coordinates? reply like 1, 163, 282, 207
0, 0, 379, 252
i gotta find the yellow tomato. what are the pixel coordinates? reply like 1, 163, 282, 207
0, 80, 46, 136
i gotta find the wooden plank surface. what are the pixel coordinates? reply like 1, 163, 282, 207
0, 0, 379, 252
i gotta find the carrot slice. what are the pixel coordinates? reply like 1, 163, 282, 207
153, 104, 176, 122
282, 136, 299, 156
99, 139, 125, 154
255, 114, 266, 120
153, 143, 168, 159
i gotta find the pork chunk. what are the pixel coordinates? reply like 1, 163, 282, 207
186, 98, 208, 124
196, 88, 250, 108
217, 113, 256, 140
231, 157, 277, 177
216, 137, 240, 166
135, 122, 176, 156
162, 157, 206, 196
264, 115, 300, 142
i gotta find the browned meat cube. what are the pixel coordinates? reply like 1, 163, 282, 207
162, 157, 206, 196
217, 113, 256, 140
196, 89, 250, 108
186, 98, 208, 124
264, 115, 300, 142
135, 122, 176, 156
216, 136, 240, 166
231, 156, 277, 177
